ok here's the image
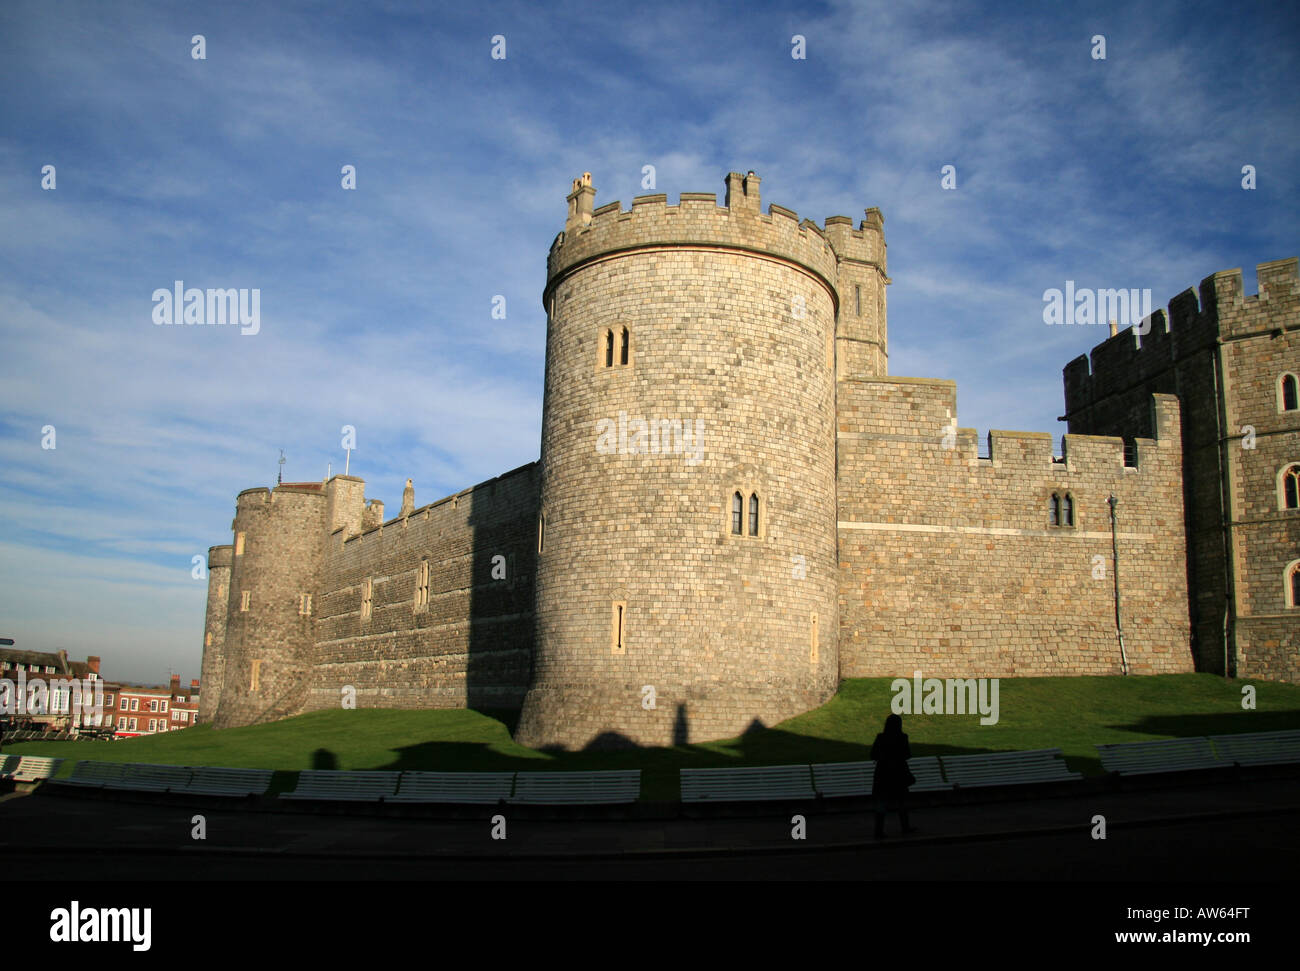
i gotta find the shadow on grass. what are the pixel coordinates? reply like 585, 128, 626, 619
373, 712, 1031, 801
471, 707, 521, 736
1108, 710, 1300, 737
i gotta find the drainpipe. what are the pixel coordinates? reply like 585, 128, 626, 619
1108, 494, 1129, 675
1211, 338, 1238, 678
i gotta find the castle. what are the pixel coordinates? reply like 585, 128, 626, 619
197, 171, 1299, 749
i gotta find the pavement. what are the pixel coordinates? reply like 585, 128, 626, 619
3, 766, 1298, 879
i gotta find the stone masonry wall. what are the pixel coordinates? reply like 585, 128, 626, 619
519, 177, 841, 749
196, 544, 231, 723
837, 377, 1193, 677
1216, 260, 1299, 681
215, 486, 325, 728
304, 464, 538, 713
1064, 258, 1299, 680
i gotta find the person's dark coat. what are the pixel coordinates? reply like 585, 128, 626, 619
870, 715, 914, 797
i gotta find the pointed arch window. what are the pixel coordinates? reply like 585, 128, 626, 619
1049, 492, 1074, 527
620, 327, 629, 365
748, 493, 759, 536
732, 492, 743, 534
604, 330, 614, 368
1288, 561, 1300, 608
1281, 373, 1298, 412
1283, 464, 1300, 510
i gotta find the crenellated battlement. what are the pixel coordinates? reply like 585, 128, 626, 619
546, 171, 842, 309
841, 375, 1176, 472
207, 545, 233, 570
337, 462, 538, 549
1064, 257, 1299, 412
821, 208, 887, 273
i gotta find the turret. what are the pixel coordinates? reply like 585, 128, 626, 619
519, 171, 842, 749
197, 544, 232, 723
215, 483, 327, 728
824, 207, 889, 380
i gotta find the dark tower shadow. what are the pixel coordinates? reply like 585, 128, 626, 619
465, 465, 539, 735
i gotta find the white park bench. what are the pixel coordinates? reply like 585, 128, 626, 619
940, 748, 1081, 788
680, 765, 815, 803
1, 755, 64, 782
62, 760, 130, 788
280, 770, 400, 802
1210, 730, 1300, 767
509, 770, 641, 805
389, 771, 516, 804
175, 767, 275, 797
811, 756, 951, 797
1096, 737, 1226, 776
104, 763, 194, 792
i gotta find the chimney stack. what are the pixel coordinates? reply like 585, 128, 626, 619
565, 172, 596, 232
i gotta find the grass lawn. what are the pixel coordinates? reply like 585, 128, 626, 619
5, 673, 1297, 801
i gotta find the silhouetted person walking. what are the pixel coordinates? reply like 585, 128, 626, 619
871, 713, 915, 838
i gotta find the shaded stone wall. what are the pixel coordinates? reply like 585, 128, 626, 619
1064, 258, 1299, 680
304, 464, 538, 713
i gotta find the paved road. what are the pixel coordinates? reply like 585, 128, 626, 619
4, 773, 1297, 880
11, 812, 1296, 879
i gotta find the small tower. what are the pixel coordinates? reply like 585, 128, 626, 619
197, 544, 232, 723
215, 483, 327, 728
822, 207, 889, 380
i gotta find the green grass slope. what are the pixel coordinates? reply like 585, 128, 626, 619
6, 674, 1297, 801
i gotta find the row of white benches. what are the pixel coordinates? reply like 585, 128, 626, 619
281, 769, 643, 804
682, 749, 1080, 802
0, 759, 641, 804
4, 730, 1296, 804
0, 758, 275, 796
682, 730, 1300, 802
1096, 731, 1300, 774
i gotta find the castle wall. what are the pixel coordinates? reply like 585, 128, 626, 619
197, 544, 232, 723
837, 378, 1193, 677
199, 173, 1294, 738
1064, 258, 1299, 680
518, 177, 840, 749
304, 464, 537, 713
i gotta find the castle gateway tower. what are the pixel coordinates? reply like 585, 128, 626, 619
516, 171, 880, 749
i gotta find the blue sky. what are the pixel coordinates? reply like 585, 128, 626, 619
1, 0, 1296, 683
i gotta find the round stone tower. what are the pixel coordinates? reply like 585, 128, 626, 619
515, 171, 841, 749
197, 544, 232, 723
214, 484, 325, 728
